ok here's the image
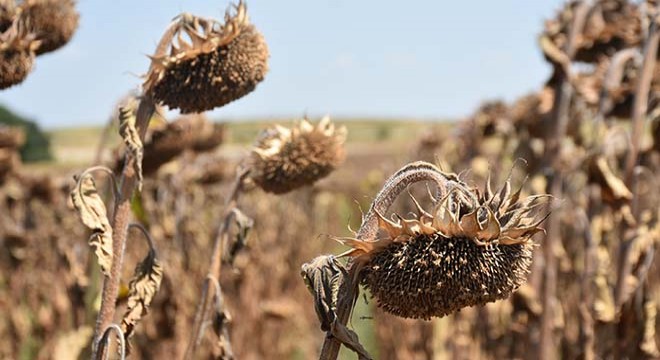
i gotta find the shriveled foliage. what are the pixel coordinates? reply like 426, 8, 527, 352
69, 173, 113, 275
121, 248, 163, 348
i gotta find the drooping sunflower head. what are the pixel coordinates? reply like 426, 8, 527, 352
143, 1, 269, 113
19, 0, 79, 55
340, 175, 549, 320
0, 21, 40, 89
250, 116, 346, 194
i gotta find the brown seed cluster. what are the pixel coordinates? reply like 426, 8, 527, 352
250, 117, 346, 194
144, 1, 269, 113
363, 234, 533, 319
0, 22, 39, 89
19, 0, 79, 55
341, 176, 548, 319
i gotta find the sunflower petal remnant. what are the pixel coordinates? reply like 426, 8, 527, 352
0, 0, 16, 33
250, 117, 347, 194
143, 1, 269, 113
0, 21, 40, 89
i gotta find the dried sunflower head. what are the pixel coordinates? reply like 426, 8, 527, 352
0, 21, 40, 89
142, 114, 225, 175
542, 0, 640, 64
340, 175, 549, 319
250, 117, 346, 194
19, 0, 79, 55
144, 1, 269, 113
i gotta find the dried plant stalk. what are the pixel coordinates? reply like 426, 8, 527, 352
92, 97, 156, 356
184, 168, 249, 359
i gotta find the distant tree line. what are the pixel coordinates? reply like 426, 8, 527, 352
0, 104, 52, 162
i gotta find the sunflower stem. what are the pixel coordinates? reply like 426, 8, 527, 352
92, 96, 156, 357
184, 167, 250, 359
538, 2, 591, 359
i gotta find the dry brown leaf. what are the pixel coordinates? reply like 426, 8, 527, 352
70, 173, 113, 275
209, 276, 234, 359
588, 155, 632, 207
118, 103, 144, 192
225, 208, 254, 264
120, 248, 163, 346
301, 255, 372, 360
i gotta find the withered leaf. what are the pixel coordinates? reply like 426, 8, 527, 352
119, 104, 144, 192
301, 255, 372, 360
70, 173, 113, 276
209, 276, 235, 359
588, 155, 632, 207
225, 208, 254, 264
120, 249, 163, 345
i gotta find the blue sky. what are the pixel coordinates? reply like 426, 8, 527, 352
0, 1, 561, 128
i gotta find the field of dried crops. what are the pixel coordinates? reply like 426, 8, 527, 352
3, 0, 660, 360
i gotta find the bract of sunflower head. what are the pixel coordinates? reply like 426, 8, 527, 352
249, 117, 347, 194
143, 1, 269, 113
0, 0, 16, 33
0, 20, 40, 89
338, 174, 550, 320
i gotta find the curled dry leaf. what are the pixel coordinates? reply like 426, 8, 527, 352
118, 103, 144, 192
588, 155, 632, 208
209, 276, 234, 360
300, 255, 372, 360
224, 208, 254, 264
120, 248, 163, 347
70, 173, 113, 275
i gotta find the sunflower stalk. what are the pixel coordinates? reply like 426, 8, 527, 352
615, 13, 660, 308
92, 96, 156, 356
184, 167, 250, 359
539, 2, 591, 359
613, 9, 660, 358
